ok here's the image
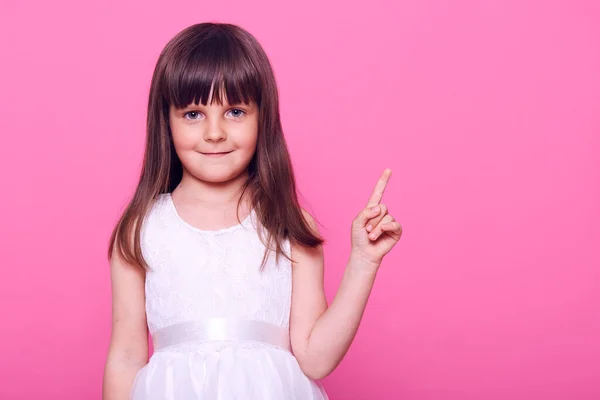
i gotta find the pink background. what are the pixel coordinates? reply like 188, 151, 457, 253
1, 0, 598, 399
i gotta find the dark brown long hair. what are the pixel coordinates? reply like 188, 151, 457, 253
107, 22, 323, 270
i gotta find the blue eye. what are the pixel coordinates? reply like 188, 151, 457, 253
184, 111, 202, 120
227, 108, 246, 118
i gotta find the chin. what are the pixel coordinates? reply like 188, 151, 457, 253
196, 169, 245, 184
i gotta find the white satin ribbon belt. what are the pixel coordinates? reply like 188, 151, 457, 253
152, 318, 291, 352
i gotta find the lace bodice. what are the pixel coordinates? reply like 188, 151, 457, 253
140, 193, 293, 335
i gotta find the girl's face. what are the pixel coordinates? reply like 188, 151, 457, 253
169, 97, 259, 184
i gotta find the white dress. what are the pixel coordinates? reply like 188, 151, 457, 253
130, 193, 329, 400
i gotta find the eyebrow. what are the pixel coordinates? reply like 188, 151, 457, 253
182, 102, 255, 110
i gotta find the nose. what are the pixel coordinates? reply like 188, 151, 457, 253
204, 118, 226, 142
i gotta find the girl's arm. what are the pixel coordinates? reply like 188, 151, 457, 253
290, 169, 402, 380
102, 245, 149, 400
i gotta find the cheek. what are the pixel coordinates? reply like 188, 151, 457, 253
239, 134, 258, 151
171, 127, 199, 151
235, 122, 259, 151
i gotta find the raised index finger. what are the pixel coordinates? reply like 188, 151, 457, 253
367, 168, 392, 207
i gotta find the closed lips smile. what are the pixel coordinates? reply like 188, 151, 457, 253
201, 151, 233, 156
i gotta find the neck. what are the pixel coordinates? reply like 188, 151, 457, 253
174, 168, 250, 210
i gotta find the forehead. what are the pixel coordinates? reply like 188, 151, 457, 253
175, 82, 257, 109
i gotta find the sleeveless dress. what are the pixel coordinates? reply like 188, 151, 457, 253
130, 193, 329, 400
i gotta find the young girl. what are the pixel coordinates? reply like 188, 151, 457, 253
102, 22, 402, 400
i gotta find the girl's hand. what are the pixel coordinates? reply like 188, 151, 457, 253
350, 169, 403, 272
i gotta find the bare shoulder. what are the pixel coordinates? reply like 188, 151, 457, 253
290, 208, 323, 260
300, 208, 321, 237
289, 207, 324, 269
